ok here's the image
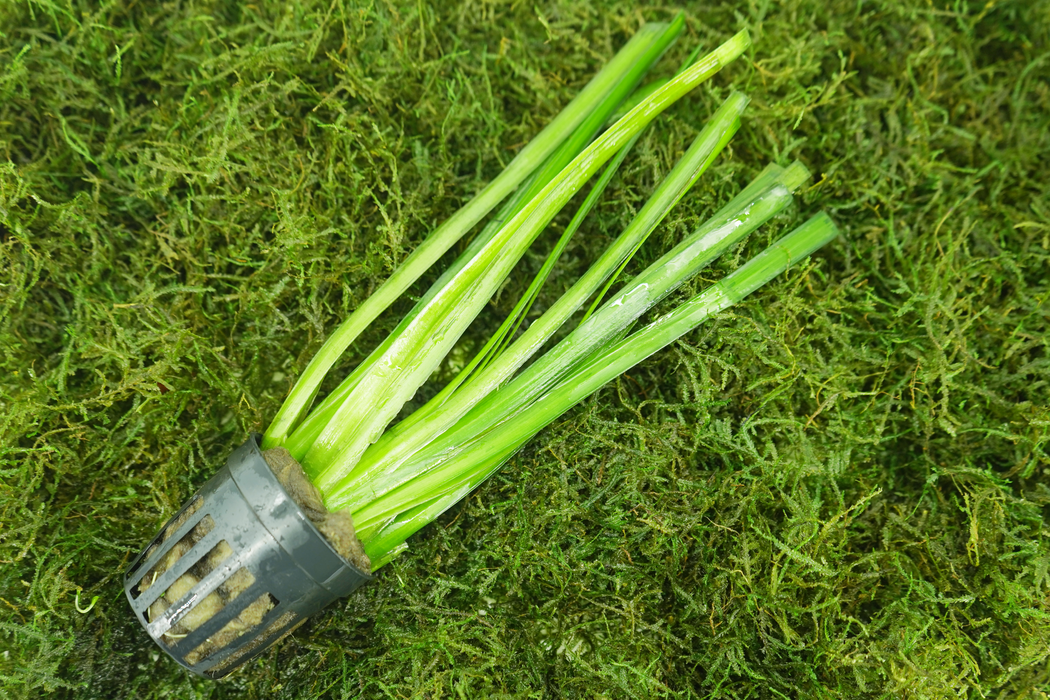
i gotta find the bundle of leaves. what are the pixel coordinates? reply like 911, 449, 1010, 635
1, 1, 1047, 698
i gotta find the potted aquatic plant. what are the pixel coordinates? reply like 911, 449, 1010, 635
123, 19, 838, 678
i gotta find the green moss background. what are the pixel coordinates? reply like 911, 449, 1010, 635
1, 0, 1048, 697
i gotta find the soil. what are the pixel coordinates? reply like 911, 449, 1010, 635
261, 447, 371, 573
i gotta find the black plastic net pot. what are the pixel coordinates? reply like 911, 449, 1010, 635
123, 434, 371, 679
